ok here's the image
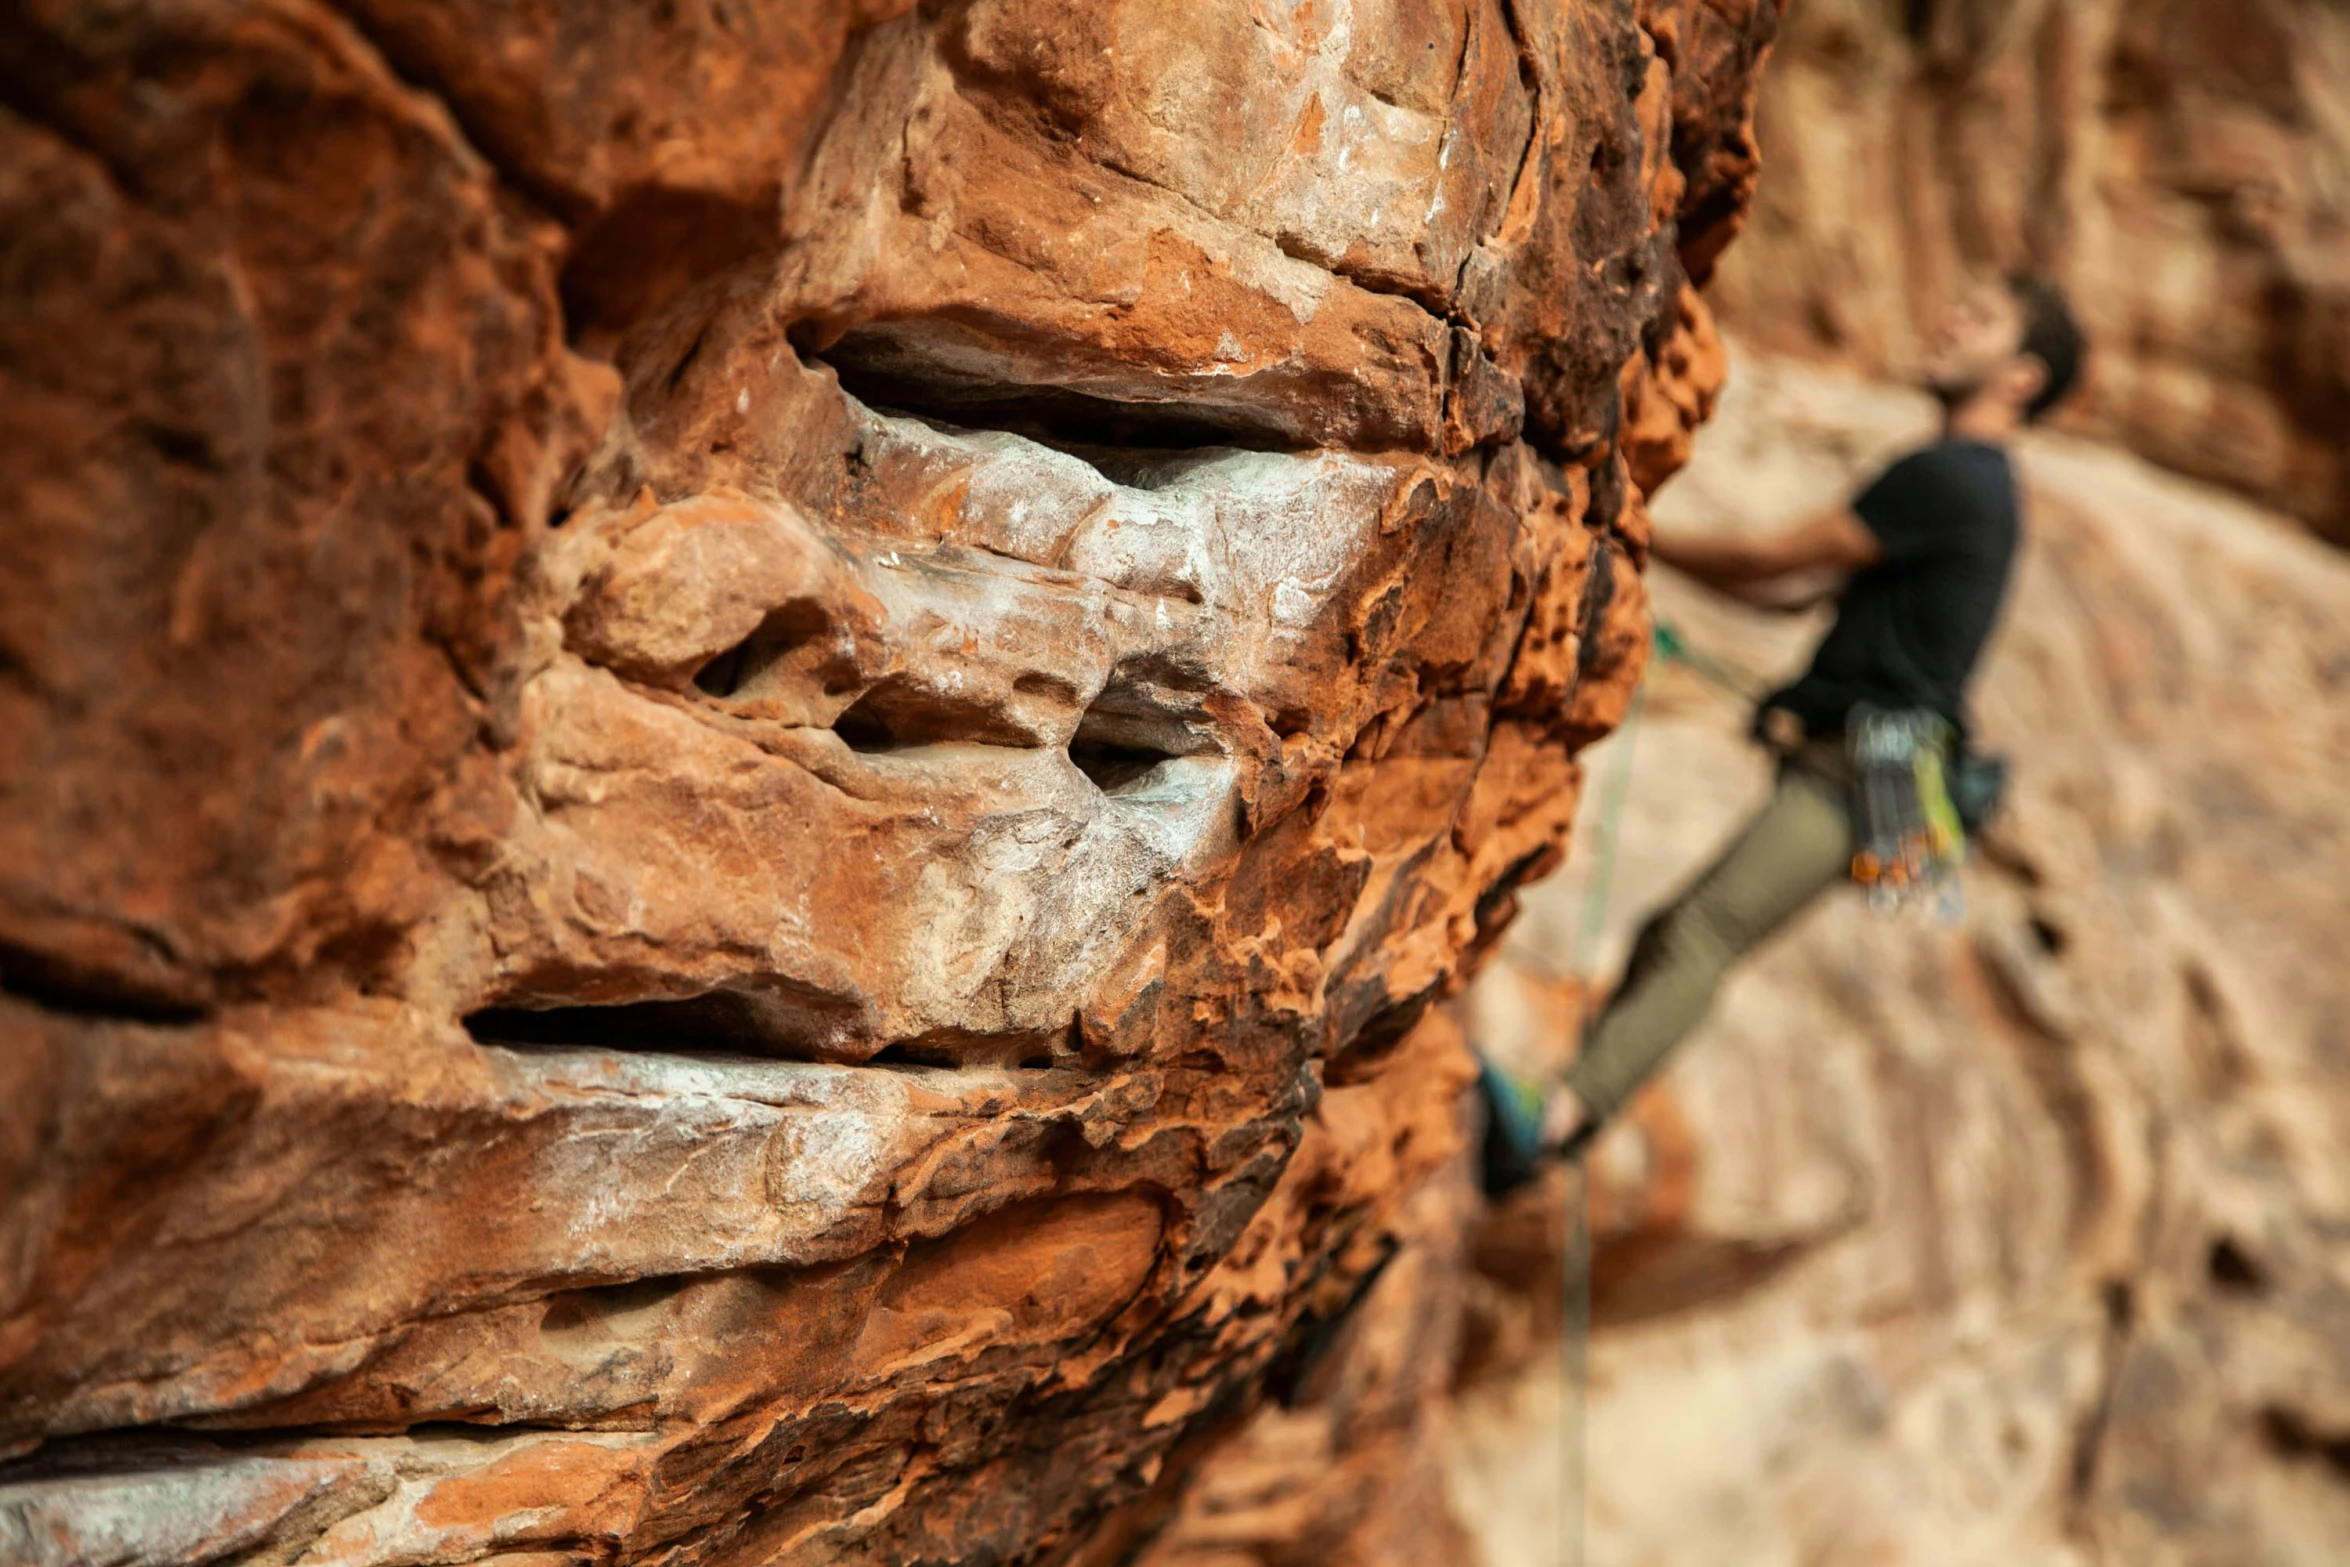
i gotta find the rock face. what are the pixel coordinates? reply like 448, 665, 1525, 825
0, 2, 1775, 1561
1460, 348, 2350, 1566
1707, 0, 2350, 547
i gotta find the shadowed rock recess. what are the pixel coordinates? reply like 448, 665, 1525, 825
0, 1, 1775, 1561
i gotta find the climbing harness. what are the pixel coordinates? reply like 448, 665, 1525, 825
1846, 704, 1969, 921
1650, 621, 2008, 922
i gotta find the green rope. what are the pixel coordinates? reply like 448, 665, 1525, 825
1651, 619, 1768, 705
1562, 1156, 1591, 1567
1558, 641, 1658, 1567
1575, 676, 1646, 995
1580, 619, 1768, 992
1557, 618, 1774, 1566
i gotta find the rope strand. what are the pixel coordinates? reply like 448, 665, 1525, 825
1560, 659, 1653, 1567
1556, 617, 1778, 1565
1651, 620, 1770, 705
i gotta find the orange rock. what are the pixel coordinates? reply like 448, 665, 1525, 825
0, 0, 1776, 1559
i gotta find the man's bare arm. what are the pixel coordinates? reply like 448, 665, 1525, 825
1648, 509, 1882, 612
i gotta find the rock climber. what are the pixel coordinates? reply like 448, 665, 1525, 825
1481, 272, 2086, 1194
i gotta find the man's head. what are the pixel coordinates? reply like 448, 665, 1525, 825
1920, 272, 2085, 424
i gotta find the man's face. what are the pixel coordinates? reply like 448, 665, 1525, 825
1919, 281, 2028, 405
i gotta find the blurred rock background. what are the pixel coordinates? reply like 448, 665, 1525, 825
1453, 13, 2350, 1549
1715, 0, 2350, 546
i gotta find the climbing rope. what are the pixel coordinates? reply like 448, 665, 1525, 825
1574, 676, 1648, 987
1561, 1152, 1592, 1567
1558, 658, 1649, 1567
1651, 619, 1770, 706
1555, 617, 1751, 1566
1557, 618, 1766, 1567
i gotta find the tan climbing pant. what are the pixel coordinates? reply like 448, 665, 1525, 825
1564, 741, 1859, 1127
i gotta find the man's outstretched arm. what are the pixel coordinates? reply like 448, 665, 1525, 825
1650, 509, 1881, 612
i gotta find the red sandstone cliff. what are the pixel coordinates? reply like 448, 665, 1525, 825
0, 2, 1776, 1560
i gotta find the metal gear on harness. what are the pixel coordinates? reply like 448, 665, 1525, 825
1648, 623, 2006, 920
1847, 704, 1968, 920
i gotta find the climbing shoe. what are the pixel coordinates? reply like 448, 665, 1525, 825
1476, 1058, 1597, 1196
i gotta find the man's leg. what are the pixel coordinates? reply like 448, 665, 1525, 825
1562, 759, 1857, 1131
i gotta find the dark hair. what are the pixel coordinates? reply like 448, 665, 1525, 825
2006, 272, 2084, 422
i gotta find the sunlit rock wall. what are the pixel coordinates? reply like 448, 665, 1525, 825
0, 2, 1775, 1561
1708, 0, 2350, 547
1460, 347, 2350, 1567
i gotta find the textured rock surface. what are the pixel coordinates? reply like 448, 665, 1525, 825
1459, 347, 2350, 1566
1708, 0, 2350, 546
0, 1, 1776, 1561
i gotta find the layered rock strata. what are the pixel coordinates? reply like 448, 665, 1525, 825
0, 2, 1775, 1561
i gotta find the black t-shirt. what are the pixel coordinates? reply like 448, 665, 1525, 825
1766, 439, 2020, 737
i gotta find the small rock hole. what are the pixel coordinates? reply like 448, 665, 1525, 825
694, 643, 753, 699
831, 677, 1041, 752
2208, 1236, 2266, 1295
1067, 690, 1188, 794
832, 690, 900, 753
466, 458, 515, 530
870, 1039, 960, 1068
2099, 1278, 2135, 1331
1014, 670, 1081, 701
462, 985, 860, 1058
1069, 736, 1176, 794
0, 939, 207, 1025
692, 602, 834, 702
2261, 1407, 2350, 1482
816, 344, 1300, 461
664, 327, 708, 395
2028, 914, 2069, 956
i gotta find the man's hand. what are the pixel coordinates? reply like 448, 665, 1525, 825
1650, 509, 1881, 611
